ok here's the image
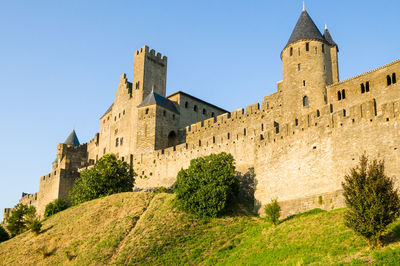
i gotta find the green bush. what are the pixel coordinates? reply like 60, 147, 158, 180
44, 199, 69, 218
342, 155, 400, 248
69, 154, 136, 205
26, 218, 42, 236
175, 152, 239, 217
6, 204, 36, 237
0, 225, 9, 242
265, 198, 281, 225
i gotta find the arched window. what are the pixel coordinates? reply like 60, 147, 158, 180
366, 82, 370, 92
303, 96, 309, 106
185, 101, 189, 108
317, 109, 320, 117
145, 108, 149, 114
342, 89, 346, 99
387, 75, 392, 86
361, 83, 365, 93
393, 73, 397, 84
194, 105, 198, 112
167, 131, 177, 147
337, 91, 342, 101
202, 108, 206, 115
295, 118, 299, 126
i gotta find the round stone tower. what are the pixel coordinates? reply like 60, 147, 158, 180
281, 6, 338, 119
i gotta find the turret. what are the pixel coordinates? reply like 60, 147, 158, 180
280, 7, 339, 118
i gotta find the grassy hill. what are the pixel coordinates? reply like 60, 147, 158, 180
1, 192, 400, 265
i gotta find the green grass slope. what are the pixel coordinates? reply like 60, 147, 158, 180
1, 192, 400, 265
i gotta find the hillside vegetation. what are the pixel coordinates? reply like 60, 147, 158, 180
1, 192, 400, 265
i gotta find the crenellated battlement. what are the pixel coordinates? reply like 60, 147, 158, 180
135, 45, 168, 63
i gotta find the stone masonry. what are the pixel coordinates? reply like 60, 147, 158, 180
4, 7, 400, 219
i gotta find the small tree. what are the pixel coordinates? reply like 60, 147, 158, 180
6, 204, 36, 237
175, 152, 239, 217
26, 218, 42, 236
69, 154, 135, 205
44, 199, 69, 218
265, 198, 281, 225
0, 225, 10, 242
342, 155, 400, 248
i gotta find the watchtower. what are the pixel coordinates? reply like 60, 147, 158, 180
281, 6, 339, 118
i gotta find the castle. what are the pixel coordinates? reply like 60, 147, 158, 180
4, 7, 400, 221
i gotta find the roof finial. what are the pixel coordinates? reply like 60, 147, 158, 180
303, 0, 305, 11
325, 23, 328, 30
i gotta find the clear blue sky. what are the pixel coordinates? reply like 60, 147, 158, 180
0, 0, 399, 220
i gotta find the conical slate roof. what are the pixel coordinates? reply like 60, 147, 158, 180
323, 27, 338, 50
286, 10, 324, 47
64, 130, 80, 146
138, 91, 179, 114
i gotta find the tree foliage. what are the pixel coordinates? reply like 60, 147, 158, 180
26, 218, 42, 236
175, 152, 239, 217
6, 204, 36, 237
342, 155, 400, 248
0, 225, 9, 243
69, 154, 135, 205
265, 198, 281, 225
44, 199, 69, 218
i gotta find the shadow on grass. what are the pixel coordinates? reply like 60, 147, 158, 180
40, 225, 54, 234
381, 223, 400, 246
279, 208, 327, 224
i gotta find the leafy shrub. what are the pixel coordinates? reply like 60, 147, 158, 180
175, 152, 239, 217
6, 204, 36, 237
26, 218, 42, 236
155, 186, 172, 194
0, 225, 9, 242
265, 198, 281, 225
342, 155, 400, 248
69, 154, 136, 205
44, 199, 69, 218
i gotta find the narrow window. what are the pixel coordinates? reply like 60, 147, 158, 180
337, 91, 342, 101
115, 138, 119, 147
163, 110, 166, 116
123, 110, 125, 115
361, 83, 365, 93
130, 154, 133, 166
261, 123, 264, 131
121, 156, 124, 162
315, 47, 317, 54
211, 112, 215, 117
274, 121, 279, 134
295, 118, 299, 126
303, 80, 306, 86
303, 96, 308, 107
185, 101, 189, 108
194, 105, 198, 112
298, 64, 301, 71
317, 109, 320, 117
114, 116, 116, 121
120, 137, 123, 146
103, 148, 106, 154
202, 109, 206, 115
172, 114, 175, 120
322, 44, 325, 53
136, 81, 140, 89
342, 89, 346, 99
227, 133, 230, 139
387, 75, 392, 86
145, 108, 149, 114
306, 42, 309, 51
290, 47, 293, 56
244, 128, 246, 136
119, 113, 121, 118
330, 104, 333, 113
213, 136, 215, 144
366, 82, 370, 92
343, 109, 346, 117
198, 140, 201, 147
393, 73, 397, 84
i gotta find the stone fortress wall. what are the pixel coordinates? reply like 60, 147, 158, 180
4, 7, 400, 220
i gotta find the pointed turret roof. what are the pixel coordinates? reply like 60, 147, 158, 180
286, 10, 324, 47
323, 26, 338, 50
138, 91, 179, 114
64, 130, 80, 146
